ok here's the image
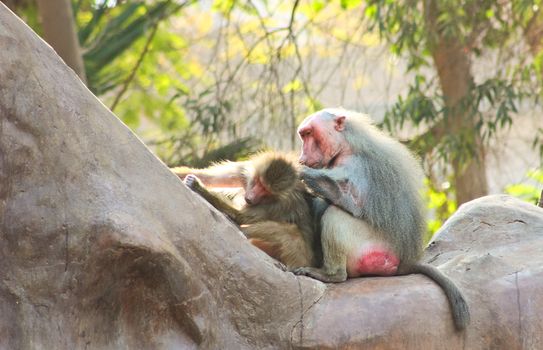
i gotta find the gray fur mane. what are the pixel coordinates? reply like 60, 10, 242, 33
325, 108, 426, 263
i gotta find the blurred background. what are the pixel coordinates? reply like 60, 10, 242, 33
3, 0, 542, 236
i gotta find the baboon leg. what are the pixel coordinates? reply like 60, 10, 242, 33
243, 221, 313, 270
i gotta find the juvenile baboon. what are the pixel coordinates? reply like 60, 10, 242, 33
180, 152, 323, 270
293, 108, 470, 331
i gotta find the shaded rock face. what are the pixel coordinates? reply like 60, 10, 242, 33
1, 4, 543, 349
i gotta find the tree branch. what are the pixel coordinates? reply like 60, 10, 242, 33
109, 20, 159, 112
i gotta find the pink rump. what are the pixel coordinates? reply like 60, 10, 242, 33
357, 250, 399, 276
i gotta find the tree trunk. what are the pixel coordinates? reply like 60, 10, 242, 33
1, 0, 16, 11
35, 0, 86, 83
525, 10, 543, 56
425, 0, 488, 206
1, 4, 542, 349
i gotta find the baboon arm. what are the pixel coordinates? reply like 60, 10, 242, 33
300, 166, 364, 217
172, 160, 250, 188
242, 221, 301, 241
186, 177, 245, 224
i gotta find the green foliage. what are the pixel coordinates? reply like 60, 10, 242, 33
366, 0, 539, 56
151, 88, 259, 167
339, 0, 363, 10
423, 178, 456, 243
212, 0, 236, 15
386, 75, 525, 165
165, 137, 257, 168
371, 0, 537, 156
11, 1, 41, 34
505, 168, 543, 204
76, 0, 181, 95
75, 1, 257, 165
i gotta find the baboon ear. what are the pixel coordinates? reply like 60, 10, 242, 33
334, 115, 346, 131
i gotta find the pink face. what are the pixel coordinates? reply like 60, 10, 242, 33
244, 176, 270, 205
297, 111, 346, 168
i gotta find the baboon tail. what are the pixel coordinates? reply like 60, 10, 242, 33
408, 263, 470, 331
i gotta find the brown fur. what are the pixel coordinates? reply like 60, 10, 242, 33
181, 152, 320, 270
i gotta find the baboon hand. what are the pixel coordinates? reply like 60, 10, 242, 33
292, 266, 311, 276
274, 261, 288, 272
300, 167, 342, 201
184, 174, 203, 191
299, 167, 322, 195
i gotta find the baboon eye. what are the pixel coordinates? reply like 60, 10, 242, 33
299, 129, 312, 137
256, 176, 270, 192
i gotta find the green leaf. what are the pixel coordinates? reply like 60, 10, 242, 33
485, 9, 494, 18
340, 0, 362, 10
